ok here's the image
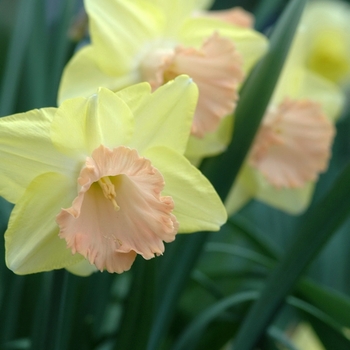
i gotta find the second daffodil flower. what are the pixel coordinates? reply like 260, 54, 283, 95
58, 0, 267, 158
225, 39, 345, 215
0, 76, 227, 275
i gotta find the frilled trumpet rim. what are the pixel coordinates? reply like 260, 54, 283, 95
57, 145, 178, 273
249, 98, 335, 188
140, 32, 244, 138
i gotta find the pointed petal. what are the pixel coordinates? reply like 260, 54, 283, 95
58, 46, 138, 104
128, 75, 198, 155
85, 0, 165, 75
178, 17, 268, 73
52, 88, 134, 157
144, 146, 227, 232
5, 172, 83, 275
0, 109, 73, 203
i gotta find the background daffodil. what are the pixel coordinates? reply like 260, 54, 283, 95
0, 76, 227, 275
297, 0, 350, 85
58, 0, 268, 159
225, 40, 345, 215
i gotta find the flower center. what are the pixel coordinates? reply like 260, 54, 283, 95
97, 176, 120, 211
307, 30, 350, 83
57, 145, 178, 273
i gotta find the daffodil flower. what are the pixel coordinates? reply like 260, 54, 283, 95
0, 76, 227, 275
225, 44, 345, 215
295, 0, 350, 84
58, 0, 267, 158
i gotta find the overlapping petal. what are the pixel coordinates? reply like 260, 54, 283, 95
144, 146, 227, 232
5, 173, 83, 274
58, 46, 138, 105
85, 0, 165, 76
0, 109, 73, 203
126, 76, 198, 155
52, 88, 134, 157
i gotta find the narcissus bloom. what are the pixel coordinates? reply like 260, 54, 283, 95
296, 0, 350, 84
225, 46, 345, 215
0, 76, 227, 275
58, 0, 267, 158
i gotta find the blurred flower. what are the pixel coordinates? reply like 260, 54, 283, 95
296, 0, 350, 85
58, 0, 267, 158
0, 76, 227, 275
225, 41, 345, 215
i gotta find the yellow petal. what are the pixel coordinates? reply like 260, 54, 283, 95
52, 88, 134, 157
85, 0, 165, 76
5, 172, 83, 275
146, 0, 206, 35
127, 75, 199, 155
254, 169, 315, 214
65, 259, 98, 276
0, 109, 72, 203
144, 146, 227, 232
58, 46, 138, 104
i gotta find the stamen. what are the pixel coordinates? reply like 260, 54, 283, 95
98, 176, 120, 211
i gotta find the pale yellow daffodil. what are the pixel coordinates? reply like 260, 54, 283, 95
0, 76, 227, 275
225, 36, 345, 215
58, 0, 268, 159
295, 0, 350, 85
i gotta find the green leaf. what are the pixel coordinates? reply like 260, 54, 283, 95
205, 242, 275, 269
288, 296, 350, 349
172, 291, 258, 350
0, 0, 37, 116
147, 232, 210, 350
227, 215, 282, 260
267, 326, 300, 350
233, 158, 350, 350
297, 279, 350, 329
115, 258, 156, 350
287, 296, 344, 333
